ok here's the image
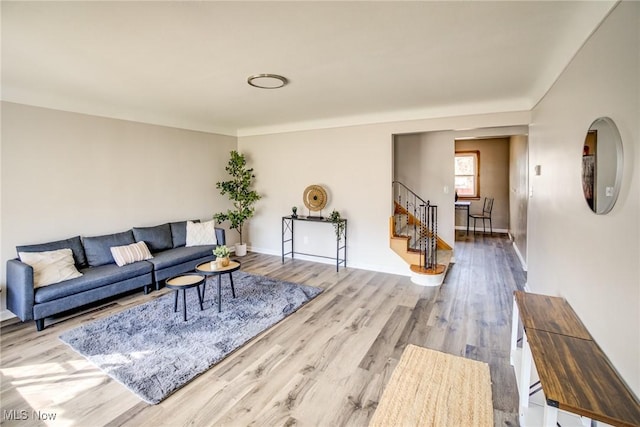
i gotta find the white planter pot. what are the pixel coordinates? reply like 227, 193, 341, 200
235, 243, 247, 257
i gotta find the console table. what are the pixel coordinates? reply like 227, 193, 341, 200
281, 215, 347, 272
511, 291, 640, 427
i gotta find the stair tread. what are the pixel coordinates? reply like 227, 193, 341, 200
390, 214, 453, 267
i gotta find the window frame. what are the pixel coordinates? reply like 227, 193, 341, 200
454, 150, 480, 199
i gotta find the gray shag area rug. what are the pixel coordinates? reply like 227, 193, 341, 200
59, 271, 322, 404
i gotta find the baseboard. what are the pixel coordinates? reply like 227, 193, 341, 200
512, 241, 528, 272
248, 245, 410, 277
1, 309, 16, 322
454, 226, 509, 234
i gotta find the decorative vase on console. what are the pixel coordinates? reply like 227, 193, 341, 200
292, 206, 298, 218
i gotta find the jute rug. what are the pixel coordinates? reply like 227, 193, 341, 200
369, 344, 494, 427
60, 271, 322, 404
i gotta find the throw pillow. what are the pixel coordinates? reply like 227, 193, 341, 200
83, 230, 136, 267
185, 220, 217, 246
18, 248, 83, 288
132, 224, 173, 253
170, 219, 200, 248
17, 235, 87, 269
110, 241, 154, 267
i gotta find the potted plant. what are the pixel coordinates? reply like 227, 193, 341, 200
328, 209, 346, 239
213, 245, 231, 267
213, 151, 261, 257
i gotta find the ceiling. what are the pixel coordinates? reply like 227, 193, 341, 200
2, 1, 616, 136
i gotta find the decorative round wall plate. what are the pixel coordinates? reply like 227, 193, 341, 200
303, 185, 328, 212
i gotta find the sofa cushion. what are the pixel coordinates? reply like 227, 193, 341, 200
111, 241, 153, 267
83, 231, 135, 267
170, 220, 200, 248
170, 221, 187, 248
186, 220, 217, 246
132, 224, 173, 253
17, 236, 87, 268
18, 248, 83, 288
146, 245, 216, 270
34, 260, 153, 304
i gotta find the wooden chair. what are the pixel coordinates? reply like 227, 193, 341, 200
470, 197, 494, 235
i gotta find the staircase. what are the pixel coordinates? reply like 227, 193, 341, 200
390, 181, 452, 286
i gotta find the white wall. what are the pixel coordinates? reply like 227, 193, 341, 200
393, 133, 422, 192
455, 137, 510, 232
238, 125, 409, 274
394, 132, 455, 247
238, 112, 530, 276
0, 102, 236, 316
528, 1, 639, 394
509, 135, 528, 267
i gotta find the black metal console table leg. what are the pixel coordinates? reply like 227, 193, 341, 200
282, 215, 347, 271
281, 216, 294, 264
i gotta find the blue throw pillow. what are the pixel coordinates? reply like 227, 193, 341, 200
133, 224, 172, 253
170, 219, 200, 248
83, 231, 136, 267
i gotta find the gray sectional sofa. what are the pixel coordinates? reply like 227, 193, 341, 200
6, 220, 225, 331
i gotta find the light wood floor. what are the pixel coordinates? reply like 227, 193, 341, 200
1, 232, 525, 426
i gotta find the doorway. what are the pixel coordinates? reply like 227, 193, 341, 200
393, 128, 529, 269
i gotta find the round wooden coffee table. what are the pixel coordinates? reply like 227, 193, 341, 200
165, 273, 205, 321
195, 260, 241, 312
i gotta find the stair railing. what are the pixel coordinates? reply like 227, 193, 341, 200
393, 181, 438, 270
423, 202, 438, 270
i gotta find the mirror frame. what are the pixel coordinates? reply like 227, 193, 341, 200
581, 117, 623, 215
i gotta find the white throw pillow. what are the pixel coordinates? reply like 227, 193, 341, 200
186, 220, 217, 246
110, 241, 153, 267
19, 248, 83, 288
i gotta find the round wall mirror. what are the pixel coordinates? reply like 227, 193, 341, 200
581, 117, 623, 214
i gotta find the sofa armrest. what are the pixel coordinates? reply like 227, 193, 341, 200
6, 259, 35, 321
215, 227, 226, 246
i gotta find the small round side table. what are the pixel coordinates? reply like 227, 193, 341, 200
165, 273, 205, 321
195, 260, 241, 312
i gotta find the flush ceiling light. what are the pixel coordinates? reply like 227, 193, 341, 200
247, 74, 288, 89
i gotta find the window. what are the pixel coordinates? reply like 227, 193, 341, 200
455, 151, 479, 198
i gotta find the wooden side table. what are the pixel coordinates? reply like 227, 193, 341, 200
195, 260, 241, 312
165, 273, 205, 321
511, 290, 640, 426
